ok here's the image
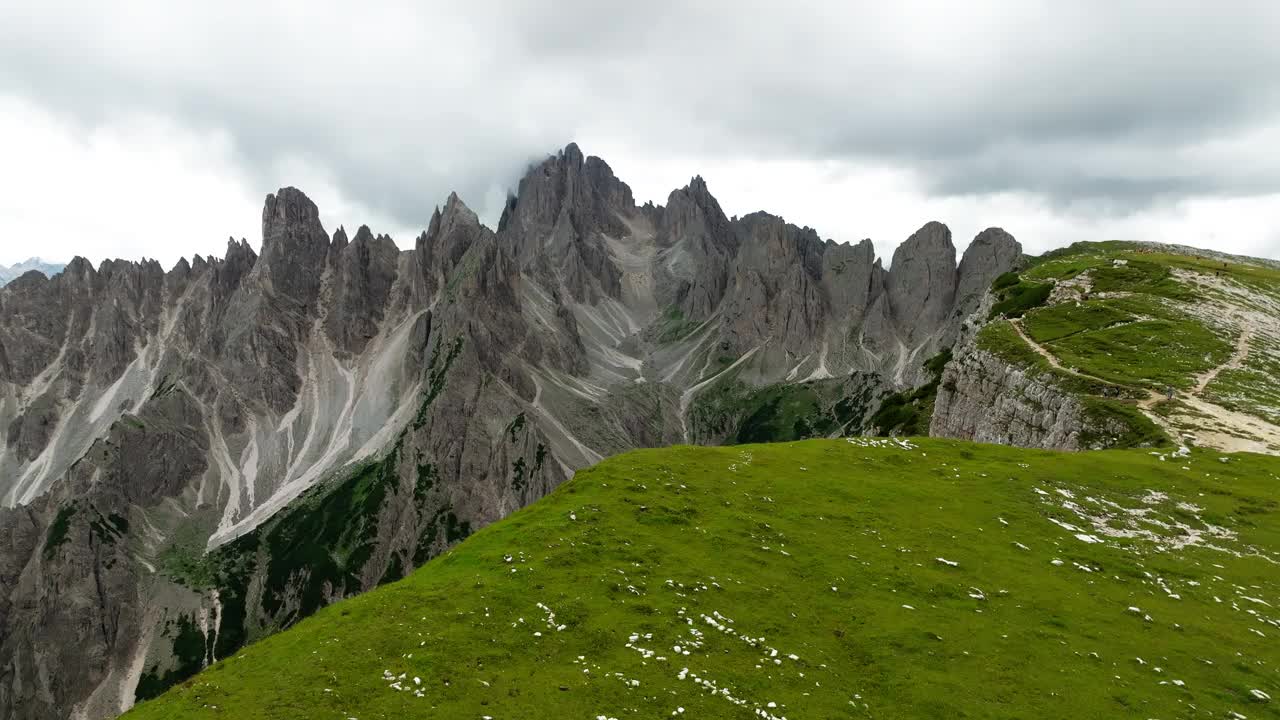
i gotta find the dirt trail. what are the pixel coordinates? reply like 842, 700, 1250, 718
1193, 318, 1253, 395
1008, 317, 1278, 453
1010, 320, 1101, 383
1010, 319, 1162, 404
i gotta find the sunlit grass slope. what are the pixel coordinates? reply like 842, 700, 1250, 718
127, 438, 1280, 719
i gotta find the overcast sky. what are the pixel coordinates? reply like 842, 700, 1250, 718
2, 1, 1279, 268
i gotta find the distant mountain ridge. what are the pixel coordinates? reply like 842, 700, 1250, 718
0, 143, 1277, 719
0, 257, 64, 286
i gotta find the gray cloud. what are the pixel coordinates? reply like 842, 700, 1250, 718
2, 1, 1279, 244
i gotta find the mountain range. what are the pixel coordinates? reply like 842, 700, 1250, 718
0, 258, 65, 287
1, 143, 1277, 719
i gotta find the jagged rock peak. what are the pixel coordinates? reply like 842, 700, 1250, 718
668, 174, 717, 207
894, 221, 954, 260
838, 237, 877, 257
886, 221, 958, 341
224, 236, 255, 261
963, 227, 1022, 262
256, 187, 329, 303
258, 187, 327, 265
63, 256, 96, 281
262, 186, 321, 231
500, 142, 636, 242
442, 191, 478, 221
428, 193, 481, 243
955, 227, 1024, 311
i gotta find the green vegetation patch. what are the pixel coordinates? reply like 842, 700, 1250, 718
650, 305, 705, 344
43, 502, 77, 558
126, 439, 1280, 720
977, 320, 1045, 369
989, 275, 1053, 319
1049, 318, 1231, 391
689, 370, 879, 444
869, 350, 951, 436
1022, 301, 1135, 343
1079, 398, 1171, 449
134, 615, 209, 703
1090, 260, 1196, 301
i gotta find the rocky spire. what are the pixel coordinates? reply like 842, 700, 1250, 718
497, 143, 631, 303
821, 238, 880, 321
330, 225, 350, 268
956, 227, 1022, 303
656, 176, 737, 318
886, 221, 957, 342
325, 224, 399, 356
257, 187, 330, 307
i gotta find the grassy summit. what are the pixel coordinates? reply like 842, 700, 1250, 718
126, 438, 1279, 719
976, 242, 1280, 453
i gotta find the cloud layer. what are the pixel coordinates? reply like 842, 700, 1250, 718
2, 1, 1279, 265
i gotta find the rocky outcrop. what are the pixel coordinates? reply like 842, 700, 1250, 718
499, 143, 632, 304
720, 212, 827, 362
655, 176, 737, 320
930, 348, 1090, 449
324, 226, 400, 357
931, 346, 1137, 451
886, 221, 957, 344
953, 227, 1024, 330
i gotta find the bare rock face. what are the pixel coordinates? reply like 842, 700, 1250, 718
655, 176, 737, 320
886, 221, 957, 344
499, 143, 633, 304
0, 144, 1033, 720
931, 347, 1135, 451
954, 228, 1023, 321
930, 348, 1089, 449
720, 212, 827, 372
325, 226, 400, 356
821, 238, 878, 321
258, 187, 331, 306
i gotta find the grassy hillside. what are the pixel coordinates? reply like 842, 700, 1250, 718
127, 438, 1280, 719
977, 241, 1280, 453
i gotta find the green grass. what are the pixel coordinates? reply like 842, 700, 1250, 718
1079, 398, 1170, 448
1023, 251, 1194, 302
651, 306, 706, 344
126, 438, 1280, 720
977, 319, 1047, 370
732, 383, 837, 443
689, 370, 879, 444
1204, 335, 1280, 425
1048, 318, 1231, 391
985, 246, 1246, 407
1025, 242, 1280, 304
989, 277, 1052, 319
1022, 301, 1135, 344
869, 350, 951, 436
